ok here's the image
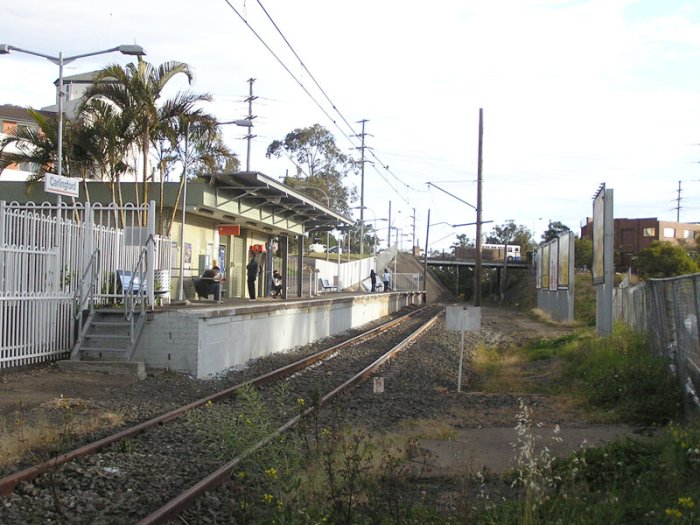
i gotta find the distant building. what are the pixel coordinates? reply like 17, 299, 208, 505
581, 217, 700, 270
0, 104, 55, 180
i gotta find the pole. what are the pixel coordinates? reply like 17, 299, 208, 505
55, 52, 64, 211
474, 108, 484, 307
677, 180, 681, 223
423, 209, 430, 301
358, 119, 367, 256
245, 78, 256, 171
387, 201, 392, 249
177, 123, 189, 302
457, 312, 465, 392
412, 207, 416, 254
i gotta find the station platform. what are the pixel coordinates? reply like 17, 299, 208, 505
131, 291, 425, 379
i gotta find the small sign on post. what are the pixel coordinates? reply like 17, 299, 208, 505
445, 305, 481, 392
44, 174, 79, 198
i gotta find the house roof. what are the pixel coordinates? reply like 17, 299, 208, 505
0, 104, 54, 122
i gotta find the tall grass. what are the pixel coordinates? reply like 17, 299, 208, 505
564, 325, 683, 425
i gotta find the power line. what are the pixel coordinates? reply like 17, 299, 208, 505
222, 0, 416, 203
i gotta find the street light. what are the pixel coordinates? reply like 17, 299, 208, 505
176, 117, 254, 302
0, 43, 146, 203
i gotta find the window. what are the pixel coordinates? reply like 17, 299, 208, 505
642, 227, 656, 237
684, 230, 696, 240
663, 227, 675, 238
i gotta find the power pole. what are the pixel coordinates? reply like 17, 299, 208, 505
411, 207, 416, 254
474, 108, 484, 307
676, 180, 682, 223
355, 119, 370, 256
245, 78, 257, 172
387, 200, 392, 249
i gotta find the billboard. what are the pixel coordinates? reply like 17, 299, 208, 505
592, 185, 605, 284
558, 233, 570, 288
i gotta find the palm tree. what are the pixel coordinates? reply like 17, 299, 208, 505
82, 58, 207, 224
77, 98, 135, 225
164, 112, 238, 236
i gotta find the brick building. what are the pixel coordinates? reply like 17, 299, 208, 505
581, 217, 700, 270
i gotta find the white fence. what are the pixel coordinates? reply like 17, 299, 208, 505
1, 201, 171, 369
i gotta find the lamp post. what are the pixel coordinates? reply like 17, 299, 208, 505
176, 117, 253, 302
0, 43, 146, 204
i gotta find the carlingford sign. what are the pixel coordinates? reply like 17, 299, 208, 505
44, 174, 79, 198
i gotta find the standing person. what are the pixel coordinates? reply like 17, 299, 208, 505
246, 252, 259, 301
382, 268, 391, 292
369, 269, 377, 292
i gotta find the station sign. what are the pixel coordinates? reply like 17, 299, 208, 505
218, 224, 241, 236
44, 174, 79, 198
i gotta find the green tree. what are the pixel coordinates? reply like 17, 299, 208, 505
541, 220, 571, 242
486, 222, 534, 250
575, 236, 593, 270
266, 124, 357, 214
634, 241, 699, 278
82, 58, 207, 222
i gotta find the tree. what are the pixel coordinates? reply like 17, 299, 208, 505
541, 221, 571, 243
634, 241, 699, 279
575, 236, 593, 270
82, 58, 207, 223
486, 222, 534, 250
266, 124, 357, 214
451, 233, 471, 250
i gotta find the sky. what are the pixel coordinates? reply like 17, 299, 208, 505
3, 0, 700, 251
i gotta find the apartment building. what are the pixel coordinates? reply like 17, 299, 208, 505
581, 217, 700, 269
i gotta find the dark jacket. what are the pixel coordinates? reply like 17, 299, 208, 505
246, 258, 259, 281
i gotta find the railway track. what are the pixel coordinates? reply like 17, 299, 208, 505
0, 305, 442, 524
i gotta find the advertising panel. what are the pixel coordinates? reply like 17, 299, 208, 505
592, 186, 605, 284
558, 233, 570, 288
549, 238, 559, 291
541, 244, 550, 290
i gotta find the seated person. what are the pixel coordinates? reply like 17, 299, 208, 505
197, 263, 222, 300
271, 270, 283, 298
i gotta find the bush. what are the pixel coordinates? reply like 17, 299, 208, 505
565, 325, 683, 425
635, 241, 700, 279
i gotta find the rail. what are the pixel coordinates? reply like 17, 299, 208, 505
0, 305, 431, 496
70, 249, 100, 359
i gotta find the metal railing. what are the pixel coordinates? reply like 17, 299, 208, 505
71, 249, 100, 358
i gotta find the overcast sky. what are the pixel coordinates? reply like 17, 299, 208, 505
3, 0, 700, 250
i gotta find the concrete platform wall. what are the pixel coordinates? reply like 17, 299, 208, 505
135, 292, 423, 378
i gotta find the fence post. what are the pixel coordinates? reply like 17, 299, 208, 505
147, 201, 156, 307
0, 201, 5, 291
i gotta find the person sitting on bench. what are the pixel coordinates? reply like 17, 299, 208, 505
197, 262, 222, 300
271, 270, 283, 298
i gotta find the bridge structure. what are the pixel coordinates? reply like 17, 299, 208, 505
425, 257, 528, 270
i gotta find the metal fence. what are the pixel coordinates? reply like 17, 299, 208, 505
0, 200, 171, 369
613, 275, 700, 413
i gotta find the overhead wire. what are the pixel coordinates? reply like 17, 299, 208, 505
223, 0, 414, 203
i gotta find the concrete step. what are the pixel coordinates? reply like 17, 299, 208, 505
58, 360, 146, 380
85, 333, 131, 340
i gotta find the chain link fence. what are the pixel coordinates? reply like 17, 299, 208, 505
614, 274, 700, 415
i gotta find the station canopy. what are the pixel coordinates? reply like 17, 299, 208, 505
205, 171, 353, 233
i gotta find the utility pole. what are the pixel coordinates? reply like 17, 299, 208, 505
387, 200, 392, 249
355, 119, 370, 256
411, 207, 416, 255
474, 108, 484, 307
245, 78, 257, 171
423, 209, 430, 302
676, 180, 682, 222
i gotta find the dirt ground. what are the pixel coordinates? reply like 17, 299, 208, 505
0, 306, 635, 475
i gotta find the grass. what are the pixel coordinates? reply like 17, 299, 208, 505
0, 398, 123, 469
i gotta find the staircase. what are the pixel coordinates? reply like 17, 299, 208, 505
72, 308, 146, 361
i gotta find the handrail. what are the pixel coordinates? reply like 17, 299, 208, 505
71, 249, 100, 357
124, 234, 156, 323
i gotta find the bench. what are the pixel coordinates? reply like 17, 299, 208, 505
117, 270, 168, 297
319, 278, 338, 292
192, 276, 224, 301
117, 270, 145, 295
